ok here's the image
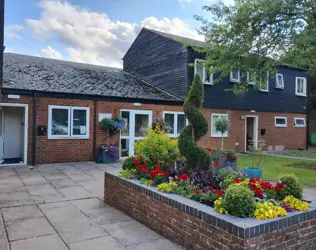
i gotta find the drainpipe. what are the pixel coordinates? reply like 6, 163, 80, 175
306, 76, 312, 150
0, 0, 5, 94
93, 100, 97, 160
32, 92, 37, 166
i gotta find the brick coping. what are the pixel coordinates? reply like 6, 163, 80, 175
104, 171, 316, 239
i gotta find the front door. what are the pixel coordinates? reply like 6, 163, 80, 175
120, 110, 152, 157
0, 108, 4, 164
245, 116, 258, 151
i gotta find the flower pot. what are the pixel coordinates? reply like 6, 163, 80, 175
101, 151, 117, 163
243, 167, 262, 178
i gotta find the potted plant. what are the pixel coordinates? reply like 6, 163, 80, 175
215, 118, 229, 151
98, 144, 119, 163
243, 138, 268, 178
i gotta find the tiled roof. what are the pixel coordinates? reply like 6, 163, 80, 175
3, 53, 181, 101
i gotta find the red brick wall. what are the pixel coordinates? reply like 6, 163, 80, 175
0, 95, 307, 164
104, 175, 316, 250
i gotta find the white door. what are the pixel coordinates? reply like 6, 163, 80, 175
3, 107, 22, 159
120, 110, 152, 157
0, 108, 4, 164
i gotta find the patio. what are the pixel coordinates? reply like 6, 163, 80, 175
0, 162, 182, 250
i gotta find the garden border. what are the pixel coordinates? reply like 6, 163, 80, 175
104, 170, 316, 249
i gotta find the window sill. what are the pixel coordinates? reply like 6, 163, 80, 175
203, 82, 213, 85
295, 94, 307, 97
48, 136, 90, 140
260, 89, 269, 92
294, 126, 306, 128
275, 125, 287, 128
210, 134, 228, 138
230, 79, 239, 83
275, 86, 284, 89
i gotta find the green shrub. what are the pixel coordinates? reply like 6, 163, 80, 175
178, 74, 211, 170
279, 174, 303, 199
223, 185, 256, 218
134, 127, 179, 169
122, 156, 138, 170
118, 169, 137, 179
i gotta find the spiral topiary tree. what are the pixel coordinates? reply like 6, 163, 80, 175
178, 73, 211, 170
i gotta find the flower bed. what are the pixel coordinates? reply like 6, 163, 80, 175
104, 169, 316, 250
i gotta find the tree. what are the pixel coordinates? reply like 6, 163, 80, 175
194, 0, 316, 93
178, 74, 211, 171
215, 118, 229, 150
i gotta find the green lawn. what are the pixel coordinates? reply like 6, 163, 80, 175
279, 151, 316, 159
237, 155, 316, 188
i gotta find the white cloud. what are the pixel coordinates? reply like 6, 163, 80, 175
40, 46, 64, 60
26, 0, 202, 67
5, 25, 24, 39
178, 0, 192, 3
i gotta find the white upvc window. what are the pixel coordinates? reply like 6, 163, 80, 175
260, 72, 269, 92
294, 117, 306, 127
275, 73, 284, 89
230, 70, 240, 83
295, 77, 307, 96
211, 113, 229, 137
275, 117, 287, 127
48, 105, 90, 139
247, 72, 255, 85
163, 112, 188, 137
194, 59, 213, 85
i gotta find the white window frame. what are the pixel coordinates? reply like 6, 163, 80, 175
230, 70, 240, 83
260, 72, 269, 92
295, 77, 307, 97
163, 111, 188, 138
48, 105, 90, 139
211, 113, 229, 138
247, 72, 255, 85
194, 59, 213, 85
274, 116, 287, 127
294, 117, 306, 127
275, 73, 284, 89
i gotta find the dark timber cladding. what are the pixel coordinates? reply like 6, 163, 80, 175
123, 28, 188, 99
188, 48, 308, 114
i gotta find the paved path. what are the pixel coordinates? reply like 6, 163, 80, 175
265, 153, 316, 161
0, 162, 182, 250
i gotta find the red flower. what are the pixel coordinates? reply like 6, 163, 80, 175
260, 181, 273, 190
209, 186, 214, 191
212, 163, 219, 168
255, 189, 264, 199
178, 174, 189, 181
172, 177, 177, 181
215, 190, 223, 196
133, 160, 140, 166
274, 183, 285, 192
150, 166, 168, 180
137, 165, 148, 174
205, 148, 212, 152
194, 190, 200, 195
233, 178, 242, 183
226, 152, 233, 157
203, 188, 209, 193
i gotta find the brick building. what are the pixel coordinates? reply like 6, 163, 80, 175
0, 28, 309, 165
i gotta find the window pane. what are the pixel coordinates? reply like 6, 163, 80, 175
73, 109, 87, 135
295, 119, 305, 125
121, 111, 130, 136
231, 71, 239, 80
211, 115, 219, 134
276, 118, 286, 125
177, 114, 186, 134
277, 75, 283, 87
51, 109, 69, 135
165, 114, 175, 134
135, 114, 149, 137
195, 64, 204, 79
120, 139, 129, 157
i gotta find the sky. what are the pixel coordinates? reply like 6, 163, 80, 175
5, 0, 234, 68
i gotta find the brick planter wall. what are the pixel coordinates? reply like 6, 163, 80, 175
104, 171, 316, 250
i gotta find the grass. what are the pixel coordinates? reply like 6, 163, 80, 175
279, 151, 316, 159
238, 155, 316, 188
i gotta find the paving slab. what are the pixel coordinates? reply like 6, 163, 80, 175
10, 234, 68, 250
26, 184, 61, 196
2, 205, 43, 222
87, 206, 133, 225
67, 173, 95, 182
50, 178, 79, 188
70, 198, 107, 211
6, 217, 55, 241
103, 220, 162, 246
0, 236, 10, 250
58, 186, 92, 199
0, 191, 35, 208
126, 239, 183, 250
68, 235, 126, 250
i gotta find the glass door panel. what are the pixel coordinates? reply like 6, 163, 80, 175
134, 114, 149, 138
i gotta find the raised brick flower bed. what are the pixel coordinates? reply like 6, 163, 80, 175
104, 171, 316, 250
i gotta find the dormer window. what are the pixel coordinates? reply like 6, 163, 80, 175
230, 70, 240, 83
276, 73, 284, 89
194, 59, 213, 85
